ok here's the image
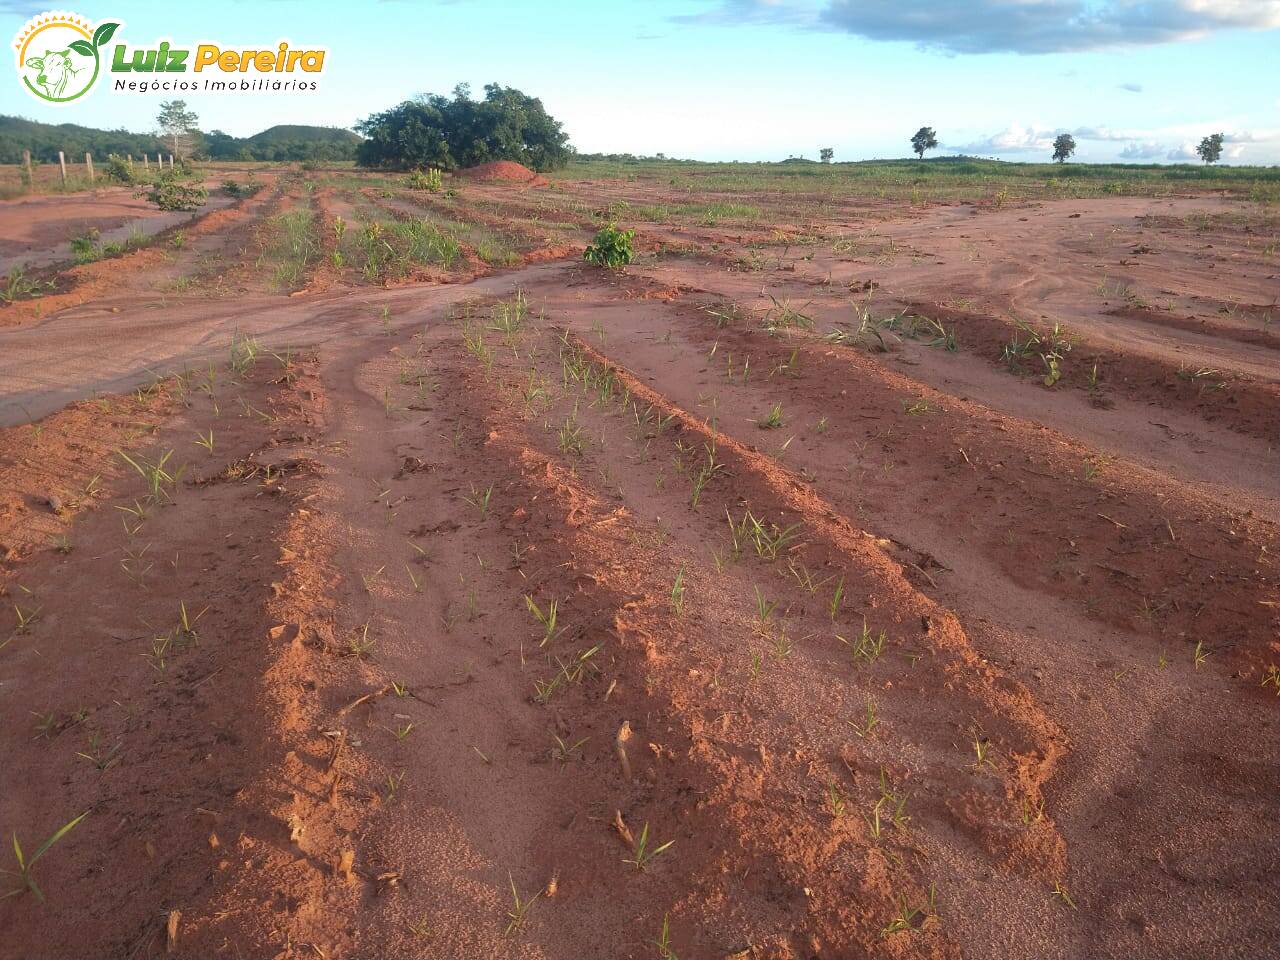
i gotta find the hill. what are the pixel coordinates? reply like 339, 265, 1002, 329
0, 115, 162, 164
0, 116, 360, 164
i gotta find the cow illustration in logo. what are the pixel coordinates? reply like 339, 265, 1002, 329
13, 12, 120, 104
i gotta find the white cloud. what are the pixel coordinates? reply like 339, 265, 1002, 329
1120, 141, 1166, 159
952, 123, 1058, 154
677, 0, 1280, 54
1118, 82, 1144, 92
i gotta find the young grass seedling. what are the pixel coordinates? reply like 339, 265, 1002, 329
76, 732, 122, 771
753, 586, 778, 632
670, 566, 687, 616
881, 887, 936, 937
973, 737, 996, 771
551, 734, 588, 763
838, 620, 886, 665
504, 873, 539, 936
346, 623, 375, 658
524, 595, 561, 647
757, 403, 783, 430
1, 812, 88, 902
462, 483, 495, 520
623, 822, 674, 872
655, 914, 679, 960
850, 699, 879, 738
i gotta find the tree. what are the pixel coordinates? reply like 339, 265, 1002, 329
355, 83, 571, 172
1052, 133, 1076, 163
911, 126, 938, 159
819, 147, 834, 163
1196, 133, 1224, 165
156, 100, 199, 160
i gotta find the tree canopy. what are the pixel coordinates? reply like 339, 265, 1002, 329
1052, 133, 1076, 163
355, 83, 571, 172
911, 126, 939, 159
1197, 133, 1224, 165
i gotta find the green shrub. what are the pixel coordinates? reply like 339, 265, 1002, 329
139, 177, 208, 212
583, 224, 635, 269
405, 168, 443, 192
221, 179, 256, 198
104, 154, 135, 184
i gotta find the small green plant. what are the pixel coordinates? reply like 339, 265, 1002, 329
462, 482, 495, 519
139, 177, 207, 212
839, 621, 886, 665
76, 732, 122, 771
584, 223, 635, 268
406, 168, 443, 192
525, 595, 562, 647
1, 812, 88, 902
654, 914, 679, 960
757, 403, 783, 429
1261, 664, 1280, 696
850, 699, 879, 738
670, 566, 687, 616
623, 822, 674, 871
551, 734, 588, 762
104, 154, 135, 184
753, 586, 779, 631
881, 887, 936, 937
504, 872, 539, 936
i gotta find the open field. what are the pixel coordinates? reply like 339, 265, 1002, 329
0, 158, 1277, 960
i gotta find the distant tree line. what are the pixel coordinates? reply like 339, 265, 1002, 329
356, 83, 571, 171
0, 115, 163, 163
0, 112, 360, 164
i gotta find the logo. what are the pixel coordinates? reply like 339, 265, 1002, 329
14, 11, 326, 104
14, 11, 120, 103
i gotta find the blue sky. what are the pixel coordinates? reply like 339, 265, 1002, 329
4, 0, 1278, 163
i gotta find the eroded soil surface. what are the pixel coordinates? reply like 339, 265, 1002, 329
1, 168, 1276, 960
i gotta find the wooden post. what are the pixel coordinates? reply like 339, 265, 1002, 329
85, 152, 95, 182
58, 150, 67, 186
143, 154, 150, 171
21, 150, 32, 187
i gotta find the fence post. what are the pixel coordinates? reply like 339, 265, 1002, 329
85, 152, 95, 183
143, 154, 150, 171
58, 150, 67, 186
21, 150, 32, 188
168, 154, 174, 169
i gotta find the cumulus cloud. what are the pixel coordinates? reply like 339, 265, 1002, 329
1119, 141, 1165, 159
951, 124, 1058, 154
676, 0, 1280, 54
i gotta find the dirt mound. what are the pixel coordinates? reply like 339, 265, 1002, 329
456, 160, 547, 185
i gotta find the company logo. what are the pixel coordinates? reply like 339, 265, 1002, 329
14, 11, 326, 104
14, 11, 119, 103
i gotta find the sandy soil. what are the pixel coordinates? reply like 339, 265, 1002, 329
0, 171, 1276, 960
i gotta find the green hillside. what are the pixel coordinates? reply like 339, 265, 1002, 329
0, 116, 360, 164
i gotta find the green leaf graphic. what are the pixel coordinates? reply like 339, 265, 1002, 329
69, 39, 94, 57
93, 22, 119, 47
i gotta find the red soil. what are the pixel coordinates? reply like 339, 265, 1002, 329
457, 160, 548, 186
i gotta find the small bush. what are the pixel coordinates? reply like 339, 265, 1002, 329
139, 177, 208, 212
583, 224, 635, 269
104, 154, 135, 185
405, 168, 443, 192
222, 179, 256, 198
